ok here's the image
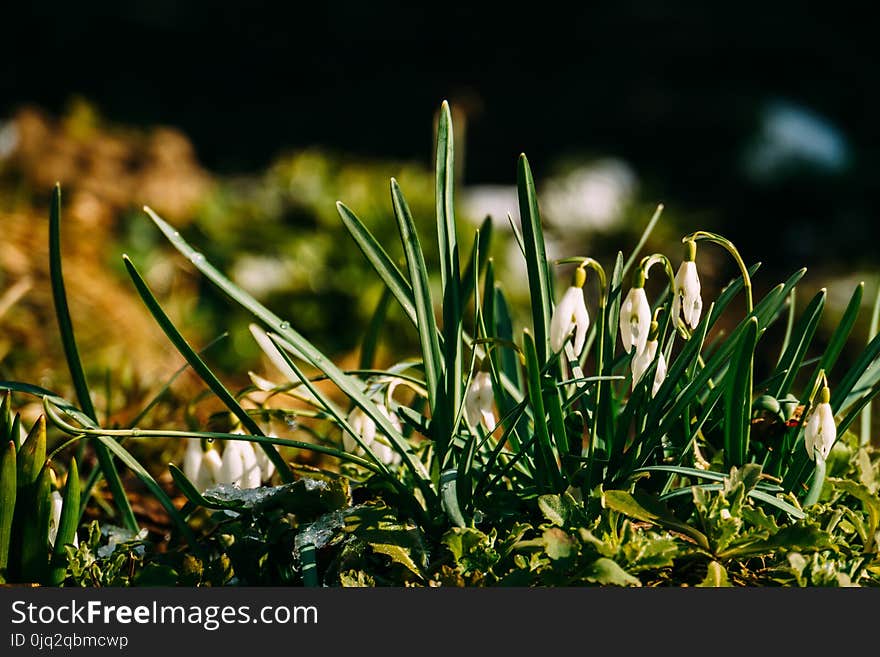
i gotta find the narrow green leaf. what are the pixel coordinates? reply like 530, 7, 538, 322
49, 185, 95, 421
21, 460, 51, 583
97, 436, 201, 555
776, 289, 797, 366
169, 463, 240, 510
144, 208, 434, 496
771, 289, 825, 398
263, 332, 394, 478
360, 287, 393, 371
0, 441, 15, 578
0, 393, 11, 444
49, 185, 136, 532
49, 457, 80, 585
336, 201, 417, 327
862, 281, 880, 446
123, 256, 292, 484
803, 453, 826, 507
517, 154, 553, 363
440, 468, 467, 528
461, 217, 492, 311
523, 330, 563, 491
724, 317, 758, 467
17, 415, 46, 487
621, 204, 664, 278
390, 179, 445, 440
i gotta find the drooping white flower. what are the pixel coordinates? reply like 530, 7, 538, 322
804, 387, 836, 461
183, 439, 205, 483
631, 338, 667, 397
344, 404, 403, 467
254, 439, 277, 482
672, 260, 703, 330
465, 370, 497, 433
48, 490, 79, 549
218, 439, 261, 489
619, 286, 651, 355
199, 449, 223, 489
183, 440, 224, 491
550, 285, 590, 355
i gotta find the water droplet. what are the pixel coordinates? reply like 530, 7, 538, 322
279, 321, 290, 330
172, 231, 180, 237
190, 252, 204, 262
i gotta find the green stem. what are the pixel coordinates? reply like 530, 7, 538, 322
685, 231, 753, 315
803, 451, 826, 507
639, 253, 676, 293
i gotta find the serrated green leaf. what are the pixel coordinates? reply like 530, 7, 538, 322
371, 542, 423, 578
604, 489, 710, 550
542, 527, 575, 560
698, 561, 731, 587
584, 557, 641, 586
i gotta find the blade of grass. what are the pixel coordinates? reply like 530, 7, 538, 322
435, 106, 465, 448
360, 287, 393, 371
0, 441, 15, 581
517, 154, 553, 364
771, 289, 825, 398
724, 318, 758, 468
49, 457, 80, 585
49, 185, 136, 532
621, 204, 664, 278
523, 330, 563, 491
776, 289, 797, 366
144, 207, 436, 496
861, 281, 880, 446
336, 201, 416, 326
123, 255, 292, 483
390, 179, 445, 445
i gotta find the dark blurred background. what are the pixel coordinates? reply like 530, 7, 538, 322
1, 0, 879, 393
3, 1, 877, 265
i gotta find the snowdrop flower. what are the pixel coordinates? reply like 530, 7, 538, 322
550, 267, 590, 355
804, 386, 836, 461
620, 282, 651, 356
631, 322, 667, 397
344, 404, 403, 467
254, 438, 277, 482
183, 440, 222, 491
465, 362, 497, 433
672, 240, 703, 330
218, 439, 261, 489
48, 491, 78, 549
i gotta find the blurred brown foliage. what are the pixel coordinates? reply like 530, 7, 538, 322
0, 100, 214, 419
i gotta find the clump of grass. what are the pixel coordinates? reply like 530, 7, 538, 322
2, 102, 878, 586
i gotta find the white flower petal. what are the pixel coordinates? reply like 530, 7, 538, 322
466, 371, 497, 433
218, 442, 245, 486
48, 491, 64, 548
675, 261, 703, 329
239, 441, 261, 489
620, 287, 651, 355
183, 440, 204, 483
572, 294, 590, 355
254, 440, 276, 482
198, 449, 222, 490
652, 352, 667, 397
804, 402, 836, 460
550, 287, 579, 353
631, 340, 658, 388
